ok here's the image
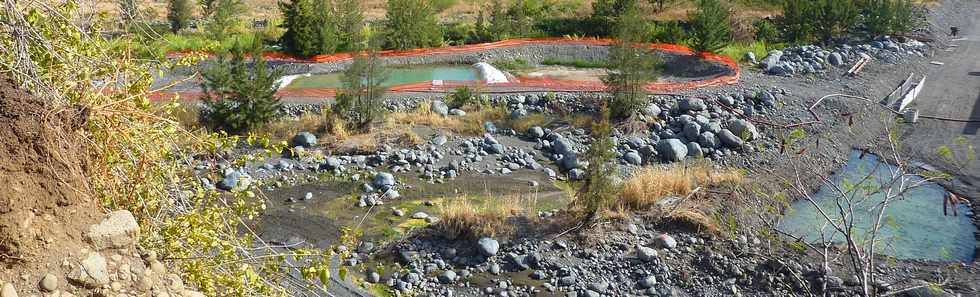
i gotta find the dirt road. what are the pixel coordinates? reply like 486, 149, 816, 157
900, 0, 980, 192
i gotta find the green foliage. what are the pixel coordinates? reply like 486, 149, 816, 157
688, 0, 732, 53
650, 21, 687, 44
591, 0, 639, 36
278, 0, 351, 57
648, 0, 676, 12
542, 58, 608, 69
200, 37, 283, 134
813, 0, 858, 43
491, 58, 533, 71
778, 0, 815, 43
604, 3, 659, 120
719, 41, 769, 63
167, 0, 193, 33
752, 18, 779, 44
448, 86, 480, 109
862, 0, 918, 37
206, 0, 244, 40
335, 48, 389, 129
383, 0, 443, 50
577, 109, 620, 221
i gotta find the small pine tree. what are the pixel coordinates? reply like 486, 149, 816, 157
688, 0, 732, 53
753, 18, 779, 45
576, 108, 619, 221
335, 0, 366, 52
862, 0, 917, 37
167, 0, 193, 33
335, 41, 389, 129
591, 0, 639, 35
279, 0, 341, 57
200, 37, 283, 134
603, 4, 659, 120
813, 0, 858, 43
383, 0, 443, 50
207, 0, 244, 40
778, 0, 813, 43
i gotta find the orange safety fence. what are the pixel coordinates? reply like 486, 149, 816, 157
157, 37, 740, 101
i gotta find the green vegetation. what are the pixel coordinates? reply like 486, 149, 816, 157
863, 0, 918, 37
447, 86, 480, 109
200, 37, 283, 134
491, 58, 533, 71
541, 58, 609, 69
575, 110, 619, 221
167, 0, 192, 33
719, 41, 770, 63
688, 0, 733, 53
383, 0, 443, 50
591, 0, 639, 35
206, 0, 244, 40
335, 47, 389, 130
604, 3, 659, 120
279, 0, 365, 57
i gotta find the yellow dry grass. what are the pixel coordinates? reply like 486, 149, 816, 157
508, 113, 551, 133
254, 109, 349, 143
386, 100, 507, 136
620, 163, 743, 209
617, 163, 743, 233
432, 194, 537, 239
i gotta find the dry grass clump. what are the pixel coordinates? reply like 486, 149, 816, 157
255, 109, 349, 143
386, 100, 507, 135
432, 194, 536, 240
508, 113, 551, 133
617, 163, 743, 233
620, 163, 743, 209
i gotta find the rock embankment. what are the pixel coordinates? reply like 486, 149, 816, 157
0, 211, 203, 297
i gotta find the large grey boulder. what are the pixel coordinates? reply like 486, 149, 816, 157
87, 210, 139, 250
431, 100, 449, 116
828, 52, 844, 66
69, 252, 109, 288
728, 119, 760, 141
697, 132, 720, 149
687, 142, 703, 158
527, 126, 545, 139
656, 139, 688, 162
291, 132, 317, 148
718, 129, 744, 148
477, 237, 499, 257
637, 245, 659, 262
624, 151, 642, 165
760, 50, 784, 72
217, 170, 240, 191
559, 153, 580, 171
654, 234, 677, 249
552, 137, 573, 155
683, 122, 701, 141
437, 270, 457, 284
372, 172, 396, 189
678, 98, 707, 112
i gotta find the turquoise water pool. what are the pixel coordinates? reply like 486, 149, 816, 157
778, 150, 977, 262
285, 64, 480, 89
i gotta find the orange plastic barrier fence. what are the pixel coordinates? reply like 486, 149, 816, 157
159, 37, 740, 100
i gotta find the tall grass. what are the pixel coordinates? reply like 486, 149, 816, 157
620, 163, 743, 210
386, 100, 507, 135
433, 194, 537, 239
719, 41, 772, 63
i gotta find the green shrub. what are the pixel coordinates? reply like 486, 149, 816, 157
862, 0, 918, 37
491, 59, 533, 71
813, 0, 858, 43
687, 0, 732, 53
541, 58, 608, 68
752, 18, 778, 44
431, 0, 458, 12
576, 109, 619, 221
384, 0, 443, 50
778, 0, 815, 43
650, 21, 687, 44
605, 3, 659, 120
448, 86, 480, 109
335, 48, 389, 129
200, 37, 283, 134
167, 0, 192, 33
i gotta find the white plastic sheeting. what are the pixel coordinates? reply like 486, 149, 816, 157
473, 62, 509, 84
274, 73, 310, 90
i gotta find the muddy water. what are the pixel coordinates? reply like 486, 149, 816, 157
257, 170, 571, 248
779, 150, 978, 262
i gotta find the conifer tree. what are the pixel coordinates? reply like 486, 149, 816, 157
603, 3, 658, 120
335, 39, 389, 129
167, 0, 192, 33
200, 37, 283, 134
383, 0, 442, 50
577, 108, 619, 221
688, 0, 732, 53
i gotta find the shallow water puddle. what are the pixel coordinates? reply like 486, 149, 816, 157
779, 150, 977, 262
285, 64, 480, 89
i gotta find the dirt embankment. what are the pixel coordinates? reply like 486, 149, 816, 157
0, 77, 98, 265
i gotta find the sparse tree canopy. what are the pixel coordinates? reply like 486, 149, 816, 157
167, 0, 193, 33
206, 0, 244, 40
688, 0, 732, 53
383, 0, 443, 50
200, 37, 283, 134
335, 41, 389, 129
279, 0, 340, 57
576, 108, 619, 221
604, 3, 659, 120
